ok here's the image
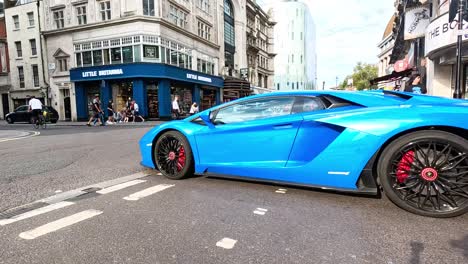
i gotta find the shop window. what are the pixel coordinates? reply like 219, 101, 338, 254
170, 50, 178, 66
143, 45, 159, 60
147, 82, 158, 118
93, 50, 103, 66
103, 49, 110, 65
115, 82, 133, 111
76, 53, 82, 67
179, 53, 186, 68
200, 88, 215, 111
134, 46, 141, 62
122, 46, 133, 63
82, 51, 92, 67
111, 48, 121, 64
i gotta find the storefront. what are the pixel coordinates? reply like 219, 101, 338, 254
425, 13, 468, 98
70, 63, 224, 120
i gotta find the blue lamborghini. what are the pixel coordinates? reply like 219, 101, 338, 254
139, 90, 468, 218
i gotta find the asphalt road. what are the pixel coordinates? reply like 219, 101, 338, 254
0, 123, 467, 264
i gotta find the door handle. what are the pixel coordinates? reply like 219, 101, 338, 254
273, 123, 293, 129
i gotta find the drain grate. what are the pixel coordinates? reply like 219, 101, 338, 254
0, 202, 49, 220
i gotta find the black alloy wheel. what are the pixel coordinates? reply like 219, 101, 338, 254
378, 130, 468, 218
154, 131, 194, 180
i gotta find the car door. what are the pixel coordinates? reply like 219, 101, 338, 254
195, 96, 303, 171
14, 106, 29, 122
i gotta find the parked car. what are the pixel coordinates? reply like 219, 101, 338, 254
139, 90, 468, 218
5, 105, 59, 124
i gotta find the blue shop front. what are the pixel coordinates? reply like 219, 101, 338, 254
70, 63, 224, 120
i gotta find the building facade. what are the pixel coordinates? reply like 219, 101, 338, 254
377, 16, 395, 78
0, 14, 11, 120
5, 0, 46, 114
266, 0, 316, 91
425, 0, 468, 99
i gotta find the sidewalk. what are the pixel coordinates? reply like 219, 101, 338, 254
0, 120, 167, 127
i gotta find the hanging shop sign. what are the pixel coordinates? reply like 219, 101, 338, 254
394, 58, 409, 72
425, 13, 468, 56
404, 6, 431, 40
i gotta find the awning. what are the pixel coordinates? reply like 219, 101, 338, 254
370, 68, 413, 85
223, 77, 251, 90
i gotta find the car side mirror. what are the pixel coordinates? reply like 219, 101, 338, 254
200, 111, 215, 128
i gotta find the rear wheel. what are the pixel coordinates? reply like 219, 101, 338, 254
378, 130, 468, 218
154, 131, 194, 180
6, 117, 13, 124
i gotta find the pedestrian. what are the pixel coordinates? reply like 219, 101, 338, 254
107, 99, 115, 124
404, 73, 427, 94
132, 100, 145, 122
172, 95, 180, 120
28, 96, 43, 124
189, 102, 199, 115
87, 95, 104, 126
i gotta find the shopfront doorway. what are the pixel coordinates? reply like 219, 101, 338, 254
112, 81, 133, 111
200, 87, 216, 111
171, 81, 193, 116
86, 83, 100, 117
147, 81, 159, 118
2, 94, 8, 118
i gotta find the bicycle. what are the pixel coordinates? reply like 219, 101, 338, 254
33, 110, 47, 129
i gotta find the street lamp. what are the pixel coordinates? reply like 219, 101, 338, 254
450, 0, 467, 99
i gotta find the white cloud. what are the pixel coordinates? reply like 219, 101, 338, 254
261, 0, 395, 88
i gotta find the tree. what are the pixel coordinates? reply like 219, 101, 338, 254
350, 62, 378, 91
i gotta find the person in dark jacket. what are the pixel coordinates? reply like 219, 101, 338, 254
404, 73, 427, 94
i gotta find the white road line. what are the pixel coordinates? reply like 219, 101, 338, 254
216, 238, 237, 249
96, 180, 147, 194
123, 184, 174, 201
253, 208, 268, 215
19, 209, 103, 240
0, 202, 74, 226
0, 131, 40, 143
275, 188, 287, 194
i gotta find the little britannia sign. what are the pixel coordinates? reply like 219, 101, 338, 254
82, 69, 124, 78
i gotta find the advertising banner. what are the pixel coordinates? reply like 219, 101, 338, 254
405, 6, 431, 40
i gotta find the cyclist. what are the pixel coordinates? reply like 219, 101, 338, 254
28, 96, 43, 124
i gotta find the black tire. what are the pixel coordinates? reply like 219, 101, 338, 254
378, 130, 468, 218
6, 117, 13, 124
51, 120, 57, 124
154, 131, 194, 180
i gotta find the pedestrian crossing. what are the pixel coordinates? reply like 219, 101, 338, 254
0, 180, 177, 240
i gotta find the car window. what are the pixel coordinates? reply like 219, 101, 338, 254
16, 106, 28, 112
291, 97, 325, 114
213, 97, 295, 125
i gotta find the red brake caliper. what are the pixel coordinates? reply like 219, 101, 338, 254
177, 146, 186, 172
396, 150, 415, 183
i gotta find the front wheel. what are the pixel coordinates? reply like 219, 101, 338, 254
378, 130, 468, 218
6, 117, 13, 124
154, 131, 194, 180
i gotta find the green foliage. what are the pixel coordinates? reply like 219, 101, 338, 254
350, 62, 378, 91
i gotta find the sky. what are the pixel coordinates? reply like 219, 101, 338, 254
258, 0, 395, 89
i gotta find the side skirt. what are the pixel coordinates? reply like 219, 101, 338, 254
197, 172, 379, 196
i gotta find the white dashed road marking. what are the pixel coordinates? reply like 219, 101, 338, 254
216, 238, 237, 249
97, 179, 147, 194
19, 209, 103, 240
123, 184, 174, 201
253, 208, 268, 215
0, 202, 74, 226
275, 188, 287, 194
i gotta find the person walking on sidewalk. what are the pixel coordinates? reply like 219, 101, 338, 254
172, 95, 180, 120
107, 99, 115, 124
132, 100, 145, 123
87, 95, 104, 126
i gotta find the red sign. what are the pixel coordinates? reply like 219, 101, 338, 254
394, 59, 409, 72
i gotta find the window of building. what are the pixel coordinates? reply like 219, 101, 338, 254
122, 46, 133, 63
32, 65, 39, 87
18, 66, 25, 88
291, 54, 294, 63
13, 15, 19, 29
224, 0, 235, 75
30, 39, 37, 56
54, 10, 64, 29
15, 41, 22, 58
143, 0, 155, 16
300, 32, 303, 40
76, 5, 87, 25
57, 58, 68, 72
143, 45, 159, 59
111, 48, 121, 64
100, 1, 111, 21
169, 4, 188, 28
300, 55, 303, 64
27, 12, 35, 26
93, 50, 102, 66
197, 0, 210, 14
82, 51, 92, 66
197, 20, 212, 41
